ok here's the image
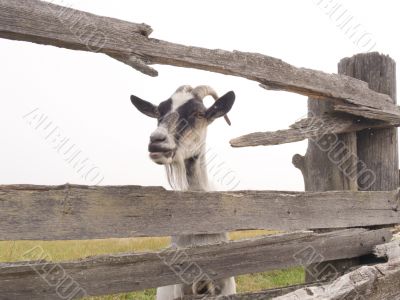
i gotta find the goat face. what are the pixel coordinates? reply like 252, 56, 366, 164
130, 86, 235, 165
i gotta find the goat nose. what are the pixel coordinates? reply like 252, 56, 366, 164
150, 133, 166, 143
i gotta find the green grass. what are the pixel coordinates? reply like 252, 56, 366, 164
0, 230, 304, 299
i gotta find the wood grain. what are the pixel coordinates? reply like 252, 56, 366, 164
275, 260, 400, 300
292, 57, 364, 283
374, 240, 400, 262
185, 241, 400, 300
0, 229, 391, 299
342, 53, 399, 191
179, 281, 325, 300
230, 115, 396, 148
0, 0, 399, 122
0, 184, 399, 240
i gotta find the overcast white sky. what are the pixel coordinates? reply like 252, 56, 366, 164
1, 0, 398, 191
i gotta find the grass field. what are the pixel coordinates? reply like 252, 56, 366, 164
0, 230, 304, 299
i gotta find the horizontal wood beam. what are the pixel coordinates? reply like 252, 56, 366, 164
333, 103, 400, 124
230, 115, 397, 148
275, 240, 400, 300
0, 229, 391, 299
0, 0, 157, 76
0, 0, 399, 122
0, 184, 399, 240
180, 281, 325, 299
184, 240, 400, 300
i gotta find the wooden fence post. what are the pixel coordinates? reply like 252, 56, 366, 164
292, 52, 397, 282
293, 91, 359, 282
340, 53, 398, 191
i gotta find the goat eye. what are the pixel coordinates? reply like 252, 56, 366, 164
193, 112, 204, 119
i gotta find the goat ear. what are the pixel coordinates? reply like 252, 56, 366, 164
130, 95, 160, 118
205, 91, 235, 123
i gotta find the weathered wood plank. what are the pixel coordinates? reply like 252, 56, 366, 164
230, 115, 396, 148
274, 265, 400, 300
0, 0, 399, 122
0, 185, 400, 240
0, 229, 391, 299
374, 240, 400, 262
274, 242, 400, 300
179, 281, 324, 300
333, 103, 400, 124
186, 241, 400, 300
0, 0, 157, 76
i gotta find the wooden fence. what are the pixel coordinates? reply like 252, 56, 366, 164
1, 1, 400, 299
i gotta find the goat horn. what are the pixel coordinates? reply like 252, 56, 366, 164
192, 85, 231, 126
175, 85, 193, 93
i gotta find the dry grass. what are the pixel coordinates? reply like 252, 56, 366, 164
0, 237, 170, 262
0, 230, 304, 299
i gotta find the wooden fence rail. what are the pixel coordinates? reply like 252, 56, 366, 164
184, 239, 400, 300
273, 239, 400, 300
0, 184, 399, 240
1, 0, 399, 124
181, 282, 325, 300
0, 229, 390, 300
230, 115, 398, 148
